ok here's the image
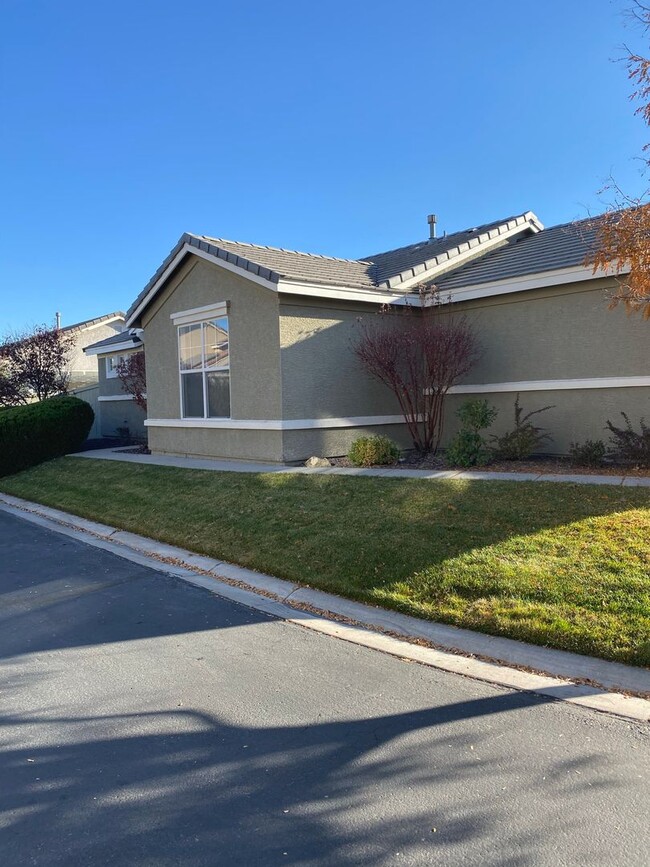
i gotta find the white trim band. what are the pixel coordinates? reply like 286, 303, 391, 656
98, 394, 145, 402
448, 376, 650, 394
170, 301, 228, 325
145, 414, 410, 431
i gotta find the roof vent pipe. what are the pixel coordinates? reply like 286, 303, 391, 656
427, 214, 437, 240
55, 311, 61, 330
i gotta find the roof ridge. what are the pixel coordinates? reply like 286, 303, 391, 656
61, 311, 125, 332
198, 234, 367, 267
361, 214, 529, 261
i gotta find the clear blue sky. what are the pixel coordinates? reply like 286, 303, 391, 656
1, 0, 647, 330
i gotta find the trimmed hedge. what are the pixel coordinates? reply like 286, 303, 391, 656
0, 396, 94, 478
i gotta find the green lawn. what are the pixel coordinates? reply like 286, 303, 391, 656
1, 456, 649, 666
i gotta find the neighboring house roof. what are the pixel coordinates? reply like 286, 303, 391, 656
61, 311, 125, 333
125, 212, 542, 325
83, 330, 143, 356
436, 217, 601, 291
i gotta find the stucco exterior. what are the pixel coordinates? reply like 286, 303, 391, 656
135, 248, 648, 462
142, 257, 283, 457
92, 347, 147, 440
68, 319, 124, 388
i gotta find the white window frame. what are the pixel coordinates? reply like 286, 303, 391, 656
105, 354, 126, 379
177, 310, 230, 420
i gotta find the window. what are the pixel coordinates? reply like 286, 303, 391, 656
178, 316, 230, 418
106, 354, 126, 378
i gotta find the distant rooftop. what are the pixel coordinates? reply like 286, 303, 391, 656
60, 311, 125, 332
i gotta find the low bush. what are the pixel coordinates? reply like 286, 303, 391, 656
491, 394, 554, 460
446, 399, 498, 467
569, 439, 607, 468
606, 412, 650, 467
348, 435, 400, 467
0, 395, 94, 477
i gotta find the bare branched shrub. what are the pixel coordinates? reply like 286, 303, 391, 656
354, 305, 480, 453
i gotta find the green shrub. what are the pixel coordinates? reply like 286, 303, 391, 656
348, 435, 400, 467
606, 412, 650, 467
446, 399, 498, 467
491, 394, 554, 460
569, 439, 607, 468
0, 395, 94, 478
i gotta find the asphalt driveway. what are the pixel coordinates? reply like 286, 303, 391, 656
0, 510, 647, 866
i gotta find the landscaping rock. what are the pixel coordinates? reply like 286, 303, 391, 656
305, 456, 331, 468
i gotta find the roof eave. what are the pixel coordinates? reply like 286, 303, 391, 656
125, 234, 282, 327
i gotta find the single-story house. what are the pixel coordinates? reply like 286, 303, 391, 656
122, 210, 648, 462
82, 329, 147, 440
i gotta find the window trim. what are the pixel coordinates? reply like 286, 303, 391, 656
177, 311, 230, 420
105, 353, 126, 379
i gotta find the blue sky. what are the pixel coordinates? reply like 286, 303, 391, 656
0, 0, 647, 330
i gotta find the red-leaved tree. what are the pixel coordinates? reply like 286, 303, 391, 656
117, 351, 147, 411
354, 309, 480, 453
0, 324, 73, 405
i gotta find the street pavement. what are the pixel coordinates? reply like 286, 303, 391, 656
0, 510, 647, 866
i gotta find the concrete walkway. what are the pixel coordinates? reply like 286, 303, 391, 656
73, 447, 650, 486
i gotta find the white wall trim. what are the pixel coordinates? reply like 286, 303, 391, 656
448, 375, 650, 394
170, 301, 228, 325
277, 279, 416, 306
145, 414, 411, 431
98, 394, 143, 402
146, 377, 650, 430
444, 263, 626, 303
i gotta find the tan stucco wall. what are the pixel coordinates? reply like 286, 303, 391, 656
99, 399, 147, 440
142, 258, 282, 421
136, 259, 648, 462
282, 423, 412, 463
69, 321, 124, 388
443, 388, 650, 455
278, 298, 402, 419
445, 279, 648, 382
97, 348, 141, 398
147, 426, 283, 462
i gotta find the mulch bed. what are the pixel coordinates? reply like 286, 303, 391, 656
114, 445, 151, 455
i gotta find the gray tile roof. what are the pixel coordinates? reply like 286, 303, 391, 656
61, 311, 125, 333
199, 235, 376, 289
363, 214, 539, 287
126, 215, 539, 323
436, 217, 600, 291
83, 330, 142, 354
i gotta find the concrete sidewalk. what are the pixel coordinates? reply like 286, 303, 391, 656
73, 447, 650, 486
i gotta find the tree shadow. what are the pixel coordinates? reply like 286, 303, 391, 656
0, 692, 623, 867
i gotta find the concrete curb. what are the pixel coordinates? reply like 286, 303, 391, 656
0, 493, 648, 724
70, 448, 650, 487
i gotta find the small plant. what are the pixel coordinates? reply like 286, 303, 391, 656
348, 435, 400, 467
569, 439, 607, 468
491, 394, 555, 460
606, 412, 650, 467
445, 399, 498, 467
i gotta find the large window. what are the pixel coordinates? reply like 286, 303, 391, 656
178, 317, 230, 418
